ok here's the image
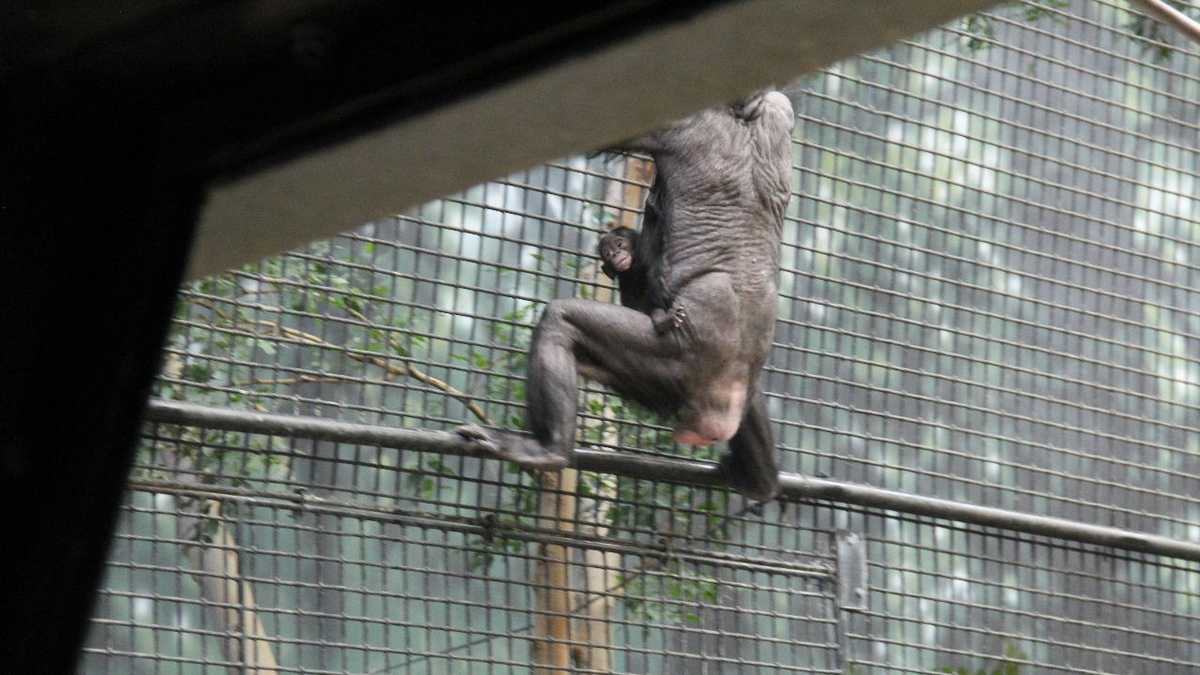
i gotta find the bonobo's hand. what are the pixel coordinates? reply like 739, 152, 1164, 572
650, 305, 686, 334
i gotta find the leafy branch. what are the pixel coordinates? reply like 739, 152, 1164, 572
961, 0, 1200, 64
191, 295, 494, 427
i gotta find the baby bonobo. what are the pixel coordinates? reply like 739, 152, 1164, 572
458, 90, 794, 501
597, 227, 682, 334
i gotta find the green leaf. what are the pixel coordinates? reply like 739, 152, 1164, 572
182, 364, 213, 384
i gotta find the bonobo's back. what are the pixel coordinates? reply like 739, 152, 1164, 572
646, 91, 794, 304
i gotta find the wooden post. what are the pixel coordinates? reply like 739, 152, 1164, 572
530, 154, 652, 673
532, 470, 578, 674
190, 500, 280, 674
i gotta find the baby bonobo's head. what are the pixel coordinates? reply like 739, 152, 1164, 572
598, 227, 637, 277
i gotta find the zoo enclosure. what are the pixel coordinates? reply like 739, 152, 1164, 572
83, 1, 1200, 673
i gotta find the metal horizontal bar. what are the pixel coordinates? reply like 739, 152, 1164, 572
124, 476, 831, 579
142, 398, 1200, 562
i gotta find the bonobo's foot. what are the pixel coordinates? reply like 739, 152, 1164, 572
650, 304, 687, 334
718, 451, 781, 502
455, 425, 570, 470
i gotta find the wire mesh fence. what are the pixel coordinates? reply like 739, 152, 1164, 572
82, 1, 1200, 673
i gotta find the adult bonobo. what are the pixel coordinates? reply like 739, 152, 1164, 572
459, 90, 794, 501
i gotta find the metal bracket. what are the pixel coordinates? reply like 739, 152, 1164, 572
834, 530, 868, 673
836, 530, 868, 612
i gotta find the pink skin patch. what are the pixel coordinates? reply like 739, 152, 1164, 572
610, 251, 632, 272
673, 382, 747, 446
674, 429, 722, 446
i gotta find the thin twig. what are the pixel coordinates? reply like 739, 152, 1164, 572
240, 375, 345, 388
189, 294, 494, 426
340, 303, 495, 425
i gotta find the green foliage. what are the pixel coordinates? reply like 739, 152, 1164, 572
181, 363, 213, 384
939, 645, 1028, 675
479, 303, 535, 379
1123, 0, 1194, 63
581, 203, 618, 228
621, 561, 721, 625
1019, 0, 1068, 23
961, 1, 1069, 53
962, 13, 998, 52
960, 0, 1198, 65
468, 519, 527, 573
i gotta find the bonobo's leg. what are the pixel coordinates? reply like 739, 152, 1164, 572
718, 390, 780, 501
458, 299, 684, 468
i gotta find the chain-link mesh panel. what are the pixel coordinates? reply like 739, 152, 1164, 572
83, 1, 1200, 673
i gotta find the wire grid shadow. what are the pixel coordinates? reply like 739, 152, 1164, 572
83, 1, 1200, 673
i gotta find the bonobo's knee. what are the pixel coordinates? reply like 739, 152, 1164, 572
536, 298, 598, 343
531, 300, 575, 347
718, 451, 780, 502
760, 90, 792, 115
737, 90, 794, 131
537, 299, 571, 327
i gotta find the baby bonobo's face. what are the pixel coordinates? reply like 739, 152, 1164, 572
603, 236, 633, 273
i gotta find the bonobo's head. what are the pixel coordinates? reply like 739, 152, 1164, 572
599, 227, 636, 275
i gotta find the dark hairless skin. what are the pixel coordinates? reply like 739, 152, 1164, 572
458, 90, 794, 501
